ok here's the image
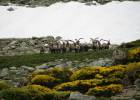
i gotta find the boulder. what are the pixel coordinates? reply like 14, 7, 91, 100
89, 58, 113, 67
20, 66, 35, 72
69, 92, 96, 100
112, 49, 127, 64
7, 7, 15, 11
0, 68, 9, 78
111, 96, 133, 100
9, 66, 17, 70
113, 49, 126, 60
134, 79, 140, 90
35, 63, 49, 69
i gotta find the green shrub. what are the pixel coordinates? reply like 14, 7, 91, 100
44, 91, 70, 100
0, 86, 70, 100
54, 79, 102, 93
31, 75, 60, 88
0, 80, 12, 91
0, 87, 44, 100
86, 84, 123, 97
25, 84, 51, 93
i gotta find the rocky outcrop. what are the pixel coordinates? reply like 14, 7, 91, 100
69, 92, 96, 100
0, 66, 35, 86
0, 37, 48, 56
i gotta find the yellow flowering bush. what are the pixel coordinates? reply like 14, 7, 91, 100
86, 84, 123, 97
70, 67, 97, 81
31, 75, 60, 88
95, 74, 103, 79
32, 67, 72, 82
54, 79, 102, 93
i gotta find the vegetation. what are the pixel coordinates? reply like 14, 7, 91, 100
31, 75, 61, 88
0, 80, 12, 91
0, 49, 113, 68
127, 47, 140, 61
86, 84, 123, 97
0, 61, 140, 99
0, 40, 140, 99
120, 39, 140, 48
32, 67, 73, 82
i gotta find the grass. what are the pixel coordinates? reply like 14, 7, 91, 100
0, 49, 113, 68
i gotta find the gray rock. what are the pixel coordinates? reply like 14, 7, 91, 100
9, 69, 19, 73
35, 63, 49, 69
111, 96, 134, 100
0, 68, 9, 77
69, 92, 96, 100
112, 49, 126, 61
9, 66, 17, 70
7, 7, 15, 11
89, 58, 113, 67
20, 66, 35, 72
134, 79, 140, 90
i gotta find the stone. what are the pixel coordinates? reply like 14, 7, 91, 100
9, 69, 19, 73
111, 96, 134, 100
20, 66, 35, 72
134, 79, 140, 90
7, 7, 15, 11
9, 66, 17, 70
69, 92, 96, 100
0, 68, 9, 77
113, 49, 126, 60
89, 58, 113, 67
35, 63, 49, 69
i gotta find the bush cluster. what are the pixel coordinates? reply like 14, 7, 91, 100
0, 85, 70, 100
54, 79, 102, 93
86, 84, 123, 97
31, 75, 60, 88
32, 67, 73, 83
128, 47, 140, 61
0, 80, 12, 91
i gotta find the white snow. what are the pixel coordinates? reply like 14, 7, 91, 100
0, 1, 140, 44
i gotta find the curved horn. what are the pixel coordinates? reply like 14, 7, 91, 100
78, 38, 84, 41
94, 37, 99, 40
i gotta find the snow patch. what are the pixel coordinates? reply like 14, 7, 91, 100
0, 1, 140, 44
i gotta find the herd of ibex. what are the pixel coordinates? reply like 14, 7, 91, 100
41, 37, 111, 53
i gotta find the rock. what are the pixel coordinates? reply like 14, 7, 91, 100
85, 1, 97, 6
134, 91, 140, 100
111, 96, 134, 100
113, 49, 126, 60
7, 7, 15, 11
35, 64, 49, 69
0, 68, 9, 78
9, 66, 17, 70
134, 79, 140, 90
112, 49, 127, 64
20, 66, 35, 72
89, 58, 113, 67
9, 69, 19, 73
69, 92, 96, 100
